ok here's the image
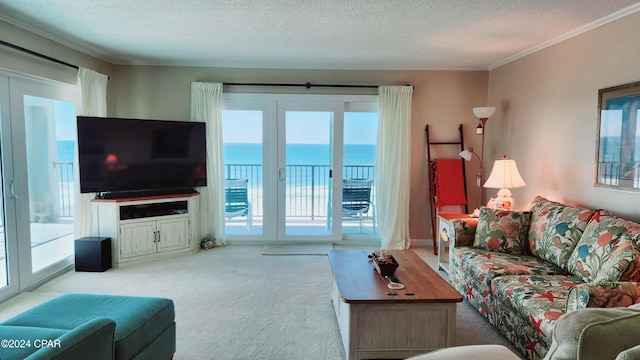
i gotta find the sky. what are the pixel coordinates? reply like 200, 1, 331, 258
222, 110, 378, 144
55, 100, 76, 140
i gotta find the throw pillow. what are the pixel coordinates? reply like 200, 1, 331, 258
526, 196, 596, 270
567, 214, 640, 283
473, 207, 532, 254
451, 218, 479, 247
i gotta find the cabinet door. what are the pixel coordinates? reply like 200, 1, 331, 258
158, 217, 189, 252
120, 221, 157, 259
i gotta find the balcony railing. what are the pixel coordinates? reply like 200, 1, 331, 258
597, 161, 640, 188
54, 161, 74, 218
225, 164, 375, 219
50, 162, 374, 221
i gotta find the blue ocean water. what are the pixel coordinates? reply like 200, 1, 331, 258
224, 143, 375, 165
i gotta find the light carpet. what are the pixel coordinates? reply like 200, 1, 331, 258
0, 245, 525, 360
262, 243, 334, 255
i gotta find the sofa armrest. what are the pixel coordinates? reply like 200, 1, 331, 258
26, 317, 115, 360
448, 218, 478, 248
566, 282, 640, 312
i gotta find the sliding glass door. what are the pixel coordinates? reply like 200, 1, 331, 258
0, 72, 76, 300
277, 102, 342, 241
222, 94, 378, 243
222, 101, 274, 237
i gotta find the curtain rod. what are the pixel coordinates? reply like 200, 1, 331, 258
224, 82, 413, 89
0, 40, 79, 70
224, 82, 378, 89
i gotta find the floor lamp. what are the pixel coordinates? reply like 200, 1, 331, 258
460, 106, 496, 209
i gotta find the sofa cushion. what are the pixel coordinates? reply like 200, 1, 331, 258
449, 246, 485, 272
449, 247, 567, 320
1, 294, 175, 360
525, 196, 596, 270
451, 248, 566, 296
544, 303, 640, 360
474, 207, 532, 254
492, 274, 582, 360
567, 215, 640, 282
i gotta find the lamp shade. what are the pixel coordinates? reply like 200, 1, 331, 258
472, 107, 496, 119
459, 149, 472, 161
483, 157, 526, 189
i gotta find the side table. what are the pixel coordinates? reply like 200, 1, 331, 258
437, 214, 472, 274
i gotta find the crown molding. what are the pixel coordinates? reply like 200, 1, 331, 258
488, 2, 640, 70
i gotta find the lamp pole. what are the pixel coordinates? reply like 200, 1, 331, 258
472, 106, 496, 206
478, 117, 487, 206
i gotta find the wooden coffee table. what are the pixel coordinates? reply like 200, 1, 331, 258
328, 249, 462, 360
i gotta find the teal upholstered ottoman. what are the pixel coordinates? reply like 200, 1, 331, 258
1, 294, 175, 360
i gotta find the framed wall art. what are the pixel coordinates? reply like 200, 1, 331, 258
596, 81, 640, 190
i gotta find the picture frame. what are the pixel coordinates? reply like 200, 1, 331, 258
595, 80, 640, 191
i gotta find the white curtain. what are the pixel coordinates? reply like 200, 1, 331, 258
375, 86, 413, 250
190, 82, 226, 245
73, 67, 108, 239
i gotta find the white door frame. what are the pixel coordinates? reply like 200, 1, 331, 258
7, 73, 76, 291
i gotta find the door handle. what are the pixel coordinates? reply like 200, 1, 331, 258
278, 168, 285, 181
9, 180, 17, 199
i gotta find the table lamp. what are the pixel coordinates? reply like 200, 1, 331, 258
483, 156, 526, 210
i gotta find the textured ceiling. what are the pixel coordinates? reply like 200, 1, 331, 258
0, 0, 639, 70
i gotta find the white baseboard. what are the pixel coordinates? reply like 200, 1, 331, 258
410, 238, 434, 248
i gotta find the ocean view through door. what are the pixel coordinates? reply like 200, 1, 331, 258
279, 106, 338, 240
0, 73, 75, 301
222, 93, 378, 243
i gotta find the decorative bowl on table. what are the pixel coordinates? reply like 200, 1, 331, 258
369, 251, 399, 277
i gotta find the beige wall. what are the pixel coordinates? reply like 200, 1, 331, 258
0, 20, 116, 110
488, 11, 640, 221
114, 66, 489, 242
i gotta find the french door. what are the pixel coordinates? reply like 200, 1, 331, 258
0, 73, 76, 300
222, 93, 378, 242
277, 101, 343, 241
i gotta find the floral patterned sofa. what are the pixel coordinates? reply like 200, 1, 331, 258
447, 196, 640, 360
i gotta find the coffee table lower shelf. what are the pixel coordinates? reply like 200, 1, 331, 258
331, 279, 457, 360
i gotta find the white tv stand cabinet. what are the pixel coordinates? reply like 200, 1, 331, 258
91, 193, 200, 267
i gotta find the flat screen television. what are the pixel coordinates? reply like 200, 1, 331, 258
77, 116, 207, 198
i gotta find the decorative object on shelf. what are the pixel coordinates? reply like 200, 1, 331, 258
368, 251, 399, 277
483, 156, 526, 210
200, 236, 216, 250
